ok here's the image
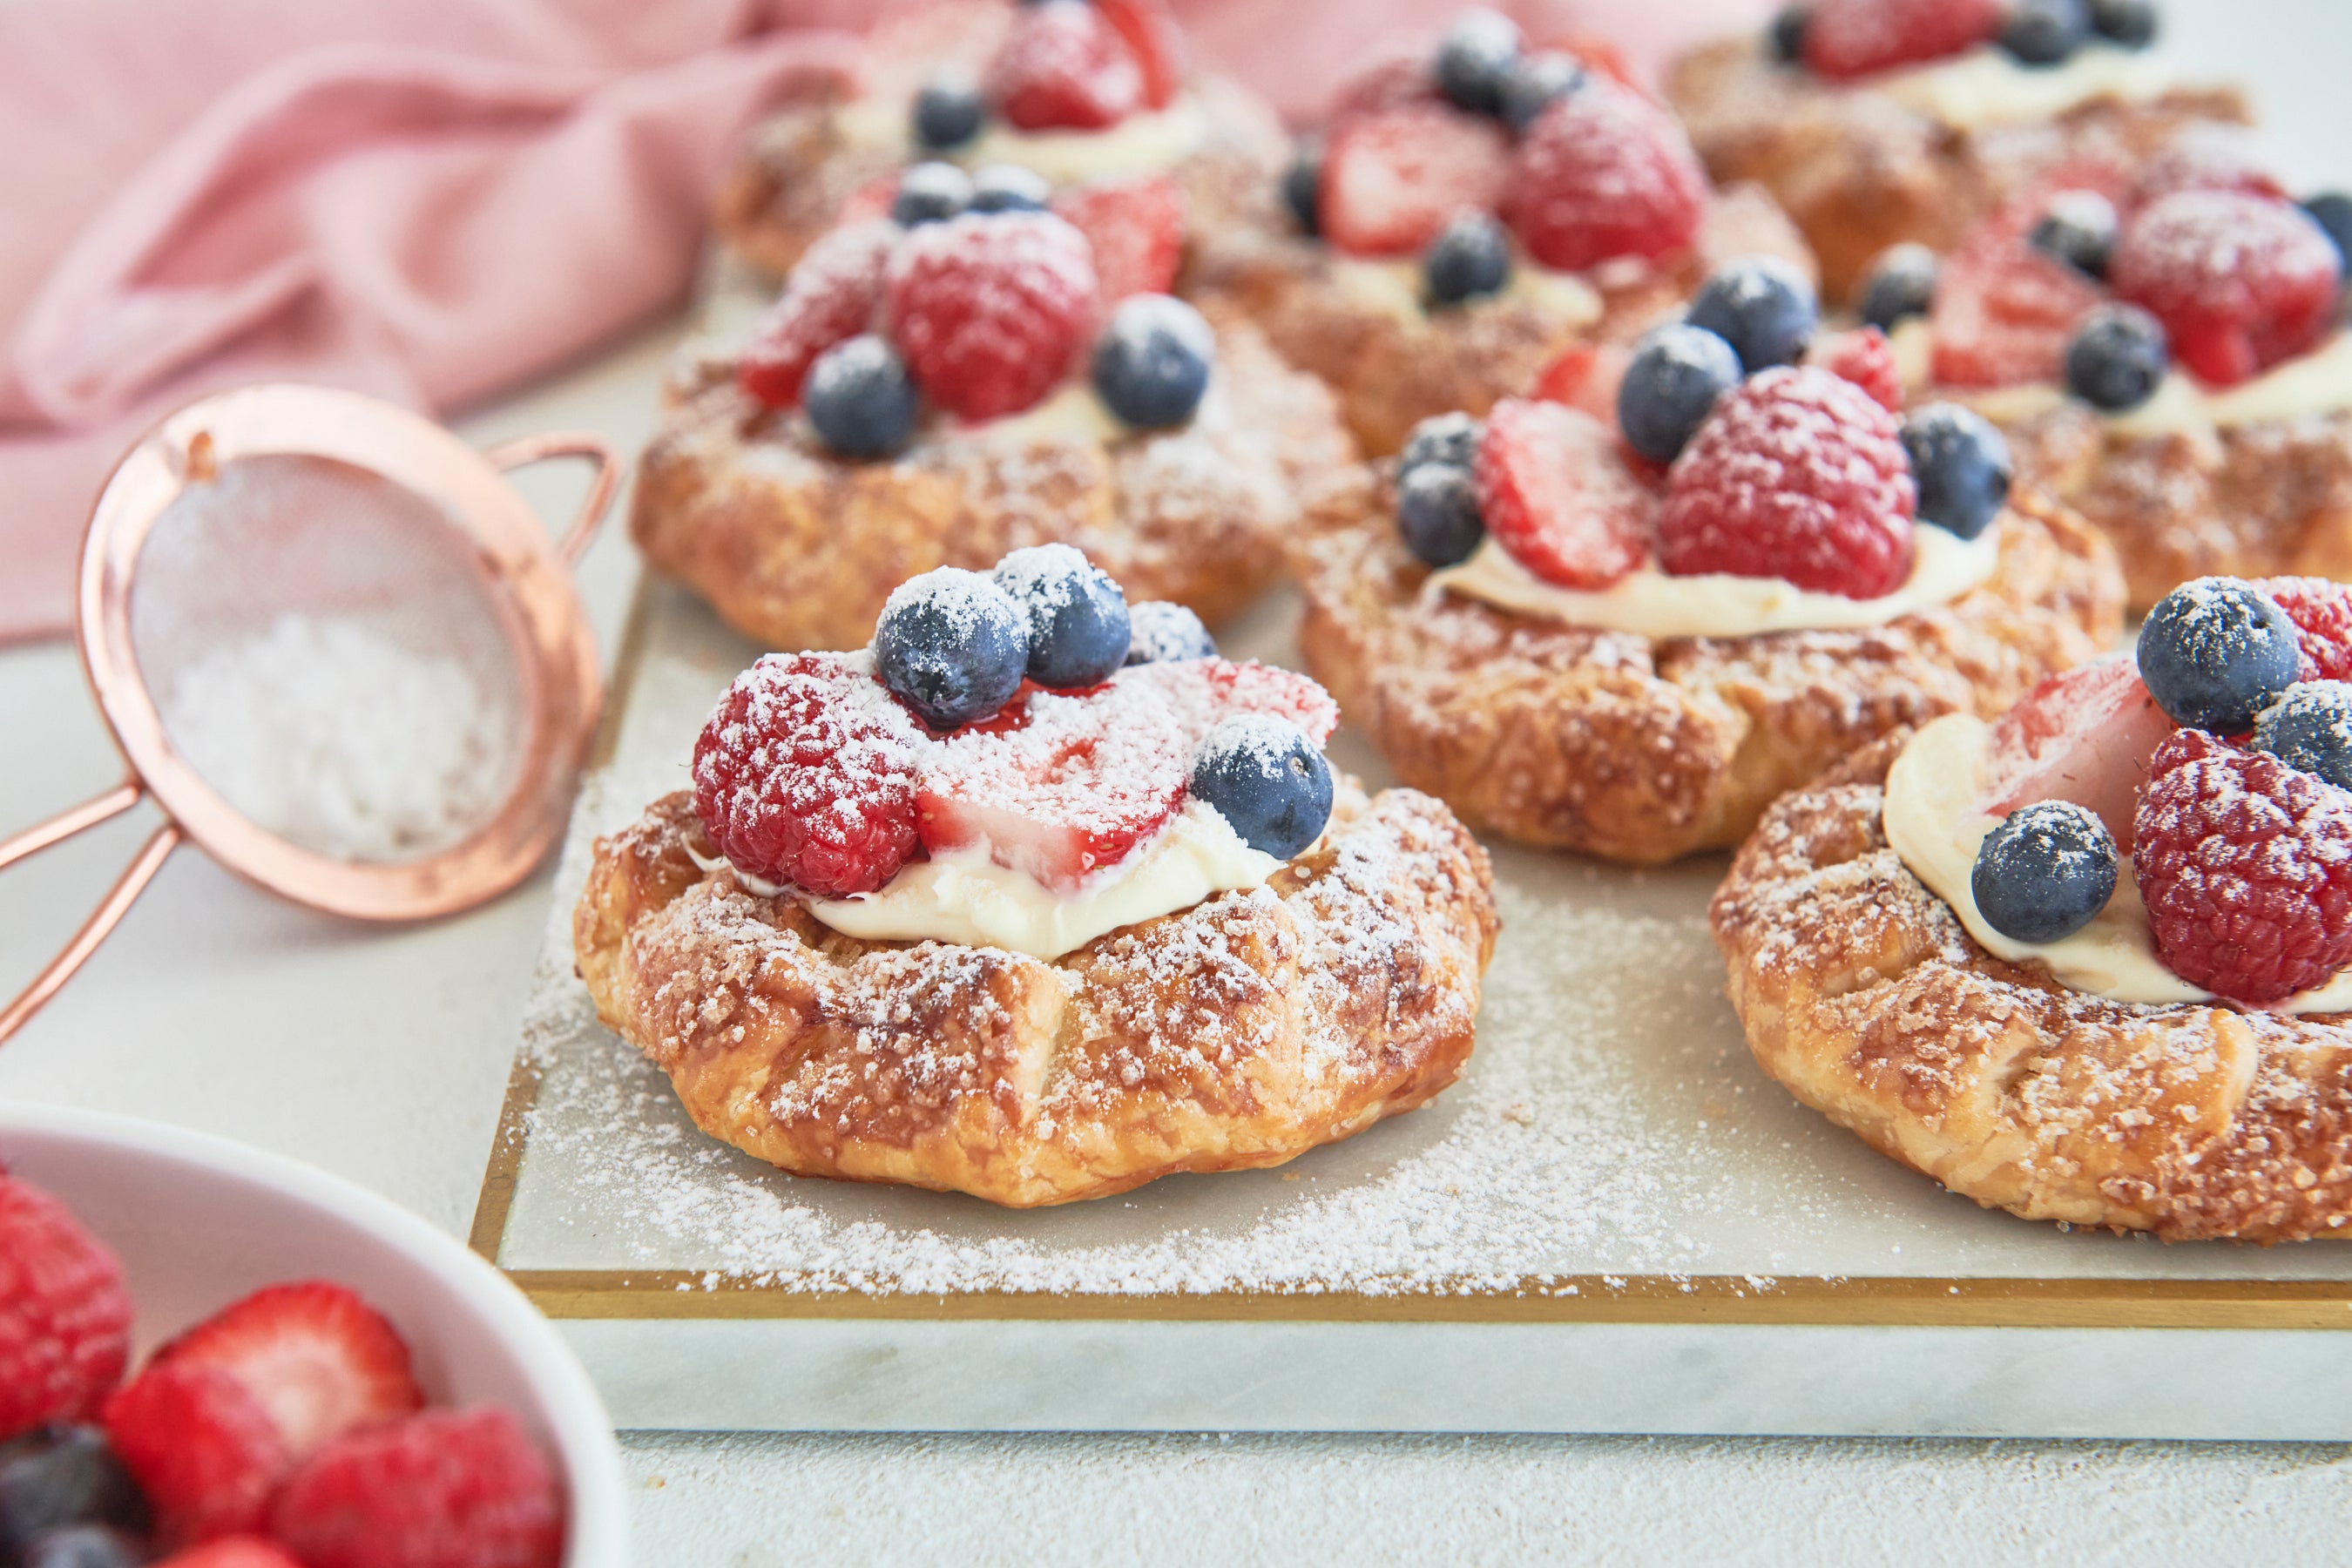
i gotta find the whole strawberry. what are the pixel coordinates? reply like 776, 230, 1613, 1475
0, 1175, 132, 1441
268, 1406, 564, 1568
1509, 78, 1706, 273
887, 212, 1098, 420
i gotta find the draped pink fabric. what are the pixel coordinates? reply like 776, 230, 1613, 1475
0, 0, 1767, 644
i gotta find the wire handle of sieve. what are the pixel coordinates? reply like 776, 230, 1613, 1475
0, 780, 184, 1046
479, 431, 624, 567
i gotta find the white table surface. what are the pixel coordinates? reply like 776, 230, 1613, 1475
9, 1, 2352, 1558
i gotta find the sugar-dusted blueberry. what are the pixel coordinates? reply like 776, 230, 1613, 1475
2254, 683, 2352, 789
1617, 322, 1743, 464
1092, 294, 1214, 428
1400, 411, 1480, 476
2064, 303, 2169, 412
1860, 242, 1938, 334
2089, 0, 2158, 47
1686, 255, 1817, 372
803, 335, 917, 457
1899, 403, 2012, 541
1125, 600, 1217, 665
0, 1426, 150, 1550
1497, 51, 1584, 132
1436, 9, 1523, 117
2000, 0, 2091, 65
2028, 189, 2118, 279
1767, 5, 1810, 63
1396, 462, 1486, 568
994, 543, 1132, 689
2302, 193, 2352, 275
2138, 578, 2303, 733
970, 164, 1052, 214
913, 72, 985, 151
1190, 714, 1335, 859
874, 567, 1031, 729
1971, 801, 2119, 944
890, 161, 974, 226
1423, 212, 1512, 306
1281, 141, 1322, 236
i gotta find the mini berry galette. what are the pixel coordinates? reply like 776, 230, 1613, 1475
1191, 9, 1814, 458
1295, 258, 2125, 864
632, 184, 1359, 650
573, 549, 1497, 1207
1713, 574, 2352, 1240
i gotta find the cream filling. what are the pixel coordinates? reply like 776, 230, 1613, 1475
1872, 42, 2173, 131
1884, 713, 2352, 1012
1431, 522, 1998, 639
1325, 255, 1606, 331
835, 93, 1209, 185
952, 378, 1131, 448
1953, 331, 2352, 436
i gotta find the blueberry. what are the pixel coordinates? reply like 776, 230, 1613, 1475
1125, 600, 1218, 665
913, 73, 985, 150
994, 543, 1132, 689
2137, 578, 2302, 734
804, 335, 917, 457
1970, 801, 2119, 944
2000, 0, 2091, 65
1899, 404, 2013, 542
1400, 412, 1481, 476
1497, 51, 1584, 132
970, 164, 1051, 214
890, 161, 973, 226
2301, 193, 2352, 276
2088, 0, 2158, 47
1860, 243, 1939, 334
1396, 463, 1486, 567
2064, 303, 2169, 412
1768, 5, 1811, 63
1091, 295, 1214, 429
1189, 715, 1335, 859
1617, 322, 1743, 465
874, 567, 1031, 729
1423, 212, 1512, 306
22, 1526, 147, 1568
0, 1426, 149, 1551
2028, 189, 2118, 279
1436, 9, 1523, 117
1282, 142, 1322, 236
1686, 255, 1817, 372
2254, 683, 2352, 789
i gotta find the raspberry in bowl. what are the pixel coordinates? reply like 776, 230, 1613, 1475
573, 547, 1499, 1207
1713, 573, 2352, 1240
710, 0, 1289, 280
1294, 257, 2126, 864
1665, 0, 2248, 301
632, 186, 1360, 652
1187, 10, 1816, 458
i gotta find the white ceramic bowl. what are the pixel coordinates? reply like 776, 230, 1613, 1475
0, 1102, 629, 1565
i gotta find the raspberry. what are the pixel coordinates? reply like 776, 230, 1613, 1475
1801, 0, 2001, 80
2110, 192, 2342, 387
2259, 578, 2352, 682
1318, 103, 1511, 259
159, 1540, 308, 1568
886, 212, 1097, 420
1508, 79, 1706, 273
692, 653, 922, 896
1810, 326, 1903, 412
1657, 365, 1918, 598
1051, 174, 1184, 311
102, 1364, 289, 1548
1096, 0, 1186, 109
268, 1406, 563, 1568
987, 0, 1142, 132
152, 1282, 422, 1463
738, 220, 896, 409
2133, 727, 2352, 1004
1475, 399, 1653, 590
0, 1176, 131, 1441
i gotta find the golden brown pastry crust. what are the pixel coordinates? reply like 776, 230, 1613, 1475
573, 785, 1499, 1207
1666, 37, 2249, 301
1294, 485, 2125, 865
1710, 732, 2352, 1241
631, 314, 1365, 651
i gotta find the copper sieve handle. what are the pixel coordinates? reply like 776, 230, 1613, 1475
0, 781, 183, 1046
481, 431, 624, 567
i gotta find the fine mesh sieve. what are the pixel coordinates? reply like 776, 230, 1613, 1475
0, 384, 620, 1044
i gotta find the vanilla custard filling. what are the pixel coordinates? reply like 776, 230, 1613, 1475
1431, 521, 1999, 639
1884, 713, 2352, 1012
834, 92, 1210, 186
1872, 42, 2173, 130
1955, 331, 2352, 436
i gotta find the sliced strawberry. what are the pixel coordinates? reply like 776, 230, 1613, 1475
1120, 658, 1341, 752
1319, 103, 1511, 259
152, 1282, 422, 1464
1096, 0, 1186, 110
1531, 341, 1632, 423
1811, 326, 1903, 412
1801, 0, 2000, 80
1980, 658, 2176, 853
1052, 174, 1185, 310
1475, 399, 1653, 590
103, 1364, 289, 1548
1930, 212, 2107, 389
2261, 577, 2352, 682
988, 0, 1144, 132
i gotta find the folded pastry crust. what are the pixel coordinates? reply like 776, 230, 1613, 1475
1294, 485, 2125, 864
1711, 731, 2352, 1241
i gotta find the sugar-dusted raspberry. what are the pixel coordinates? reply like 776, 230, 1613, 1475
104, 1363, 289, 1547
1475, 398, 1653, 590
1657, 365, 1917, 598
692, 653, 922, 897
1508, 78, 1706, 273
0, 1177, 131, 1442
1810, 326, 1903, 412
737, 220, 896, 409
2110, 192, 2342, 387
987, 0, 1142, 132
269, 1406, 562, 1568
2133, 727, 2352, 1004
1319, 102, 1511, 259
1051, 173, 1183, 311
886, 212, 1097, 420
1801, 0, 2000, 80
2259, 577, 2352, 682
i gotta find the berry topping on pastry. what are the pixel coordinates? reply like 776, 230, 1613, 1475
914, 71, 986, 152
1423, 212, 1513, 306
1618, 323, 1744, 463
802, 335, 920, 457
988, 0, 1144, 132
1474, 398, 1652, 590
1896, 402, 2011, 538
0, 1177, 131, 1441
1089, 294, 1213, 427
1051, 173, 1184, 308
1979, 657, 2174, 850
1797, 0, 2001, 82
1318, 103, 1511, 259
1095, 0, 1186, 110
2260, 577, 2352, 682
995, 544, 1132, 689
1435, 9, 1524, 117
2108, 190, 2343, 386
891, 160, 977, 227
970, 162, 1052, 215
2254, 683, 2352, 790
2027, 189, 2119, 280
1509, 78, 1707, 272
2060, 302, 2168, 410
2136, 577, 2302, 733
887, 211, 1098, 419
735, 220, 896, 409
1970, 800, 2119, 943
1187, 715, 1336, 859
1123, 600, 1216, 665
1859, 243, 1939, 335
1396, 461, 1487, 568
1812, 325, 1904, 412
1931, 186, 2112, 389
1686, 255, 1818, 372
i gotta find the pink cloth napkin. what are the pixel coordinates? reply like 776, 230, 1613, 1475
0, 0, 1768, 645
